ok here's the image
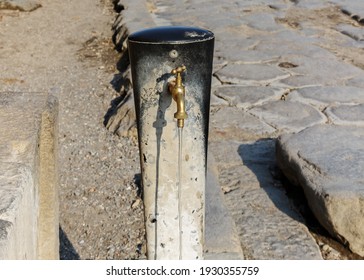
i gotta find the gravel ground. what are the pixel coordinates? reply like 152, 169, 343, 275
58, 1, 146, 259
0, 0, 146, 260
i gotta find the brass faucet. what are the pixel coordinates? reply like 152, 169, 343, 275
169, 65, 187, 128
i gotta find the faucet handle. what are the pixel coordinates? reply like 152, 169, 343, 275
171, 65, 186, 75
171, 65, 186, 87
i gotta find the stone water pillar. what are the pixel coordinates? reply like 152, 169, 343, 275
128, 26, 214, 259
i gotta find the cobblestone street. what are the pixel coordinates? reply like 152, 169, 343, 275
1, 0, 364, 260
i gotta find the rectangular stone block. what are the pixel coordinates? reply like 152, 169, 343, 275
0, 92, 59, 259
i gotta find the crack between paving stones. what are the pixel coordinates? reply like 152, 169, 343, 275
320, 106, 333, 124
246, 110, 279, 131
212, 72, 236, 85
280, 88, 297, 101
213, 92, 233, 105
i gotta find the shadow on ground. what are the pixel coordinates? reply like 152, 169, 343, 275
59, 226, 80, 260
237, 139, 363, 260
237, 139, 305, 223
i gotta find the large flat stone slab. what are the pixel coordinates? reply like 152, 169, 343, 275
288, 86, 364, 109
325, 104, 364, 126
244, 12, 283, 32
0, 91, 58, 259
279, 54, 363, 87
249, 100, 326, 133
215, 64, 289, 85
276, 124, 364, 257
210, 106, 276, 141
213, 86, 283, 109
0, 163, 35, 259
218, 50, 280, 64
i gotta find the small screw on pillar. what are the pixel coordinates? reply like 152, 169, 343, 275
169, 66, 188, 128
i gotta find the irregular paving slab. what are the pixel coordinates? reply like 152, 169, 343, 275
254, 31, 323, 58
0, 0, 41, 11
244, 12, 283, 32
276, 125, 364, 257
218, 50, 280, 64
209, 139, 322, 259
249, 100, 326, 133
288, 86, 364, 109
213, 86, 283, 109
214, 33, 257, 50
325, 104, 364, 126
210, 106, 276, 141
215, 64, 289, 85
279, 54, 363, 87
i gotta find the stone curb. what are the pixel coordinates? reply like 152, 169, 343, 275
0, 92, 59, 259
205, 154, 245, 260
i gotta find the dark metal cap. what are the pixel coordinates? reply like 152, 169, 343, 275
128, 26, 214, 44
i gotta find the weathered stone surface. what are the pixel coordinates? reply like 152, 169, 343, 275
215, 64, 289, 85
279, 55, 363, 87
296, 0, 332, 9
338, 24, 364, 42
249, 100, 326, 133
209, 139, 322, 259
245, 12, 283, 32
0, 92, 58, 259
210, 106, 276, 141
325, 104, 364, 126
287, 86, 364, 109
205, 155, 244, 260
214, 34, 257, 56
210, 92, 228, 107
218, 50, 280, 64
0, 163, 36, 259
0, 0, 41, 11
345, 75, 364, 88
276, 125, 364, 256
213, 86, 283, 109
332, 0, 364, 24
254, 31, 323, 57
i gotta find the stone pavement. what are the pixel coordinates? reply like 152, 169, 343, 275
112, 0, 364, 259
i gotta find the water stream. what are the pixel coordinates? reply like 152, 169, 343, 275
178, 127, 183, 260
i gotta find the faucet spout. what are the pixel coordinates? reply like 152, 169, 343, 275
169, 66, 187, 128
